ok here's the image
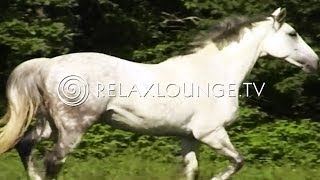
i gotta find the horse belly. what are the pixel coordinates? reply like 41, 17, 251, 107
101, 107, 193, 136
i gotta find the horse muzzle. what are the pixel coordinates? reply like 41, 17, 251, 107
301, 57, 319, 73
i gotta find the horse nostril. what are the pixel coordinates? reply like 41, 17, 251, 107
314, 59, 320, 71
307, 63, 318, 73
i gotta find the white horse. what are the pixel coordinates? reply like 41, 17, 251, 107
0, 8, 318, 180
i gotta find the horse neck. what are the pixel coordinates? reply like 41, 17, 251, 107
194, 24, 270, 90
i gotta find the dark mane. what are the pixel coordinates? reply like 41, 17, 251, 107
191, 15, 268, 50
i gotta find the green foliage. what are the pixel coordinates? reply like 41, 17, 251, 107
229, 119, 320, 165
0, 20, 71, 57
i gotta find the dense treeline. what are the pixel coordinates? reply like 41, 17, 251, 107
0, 0, 319, 164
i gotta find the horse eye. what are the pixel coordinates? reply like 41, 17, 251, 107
288, 32, 297, 37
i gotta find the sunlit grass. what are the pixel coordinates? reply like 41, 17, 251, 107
0, 151, 319, 180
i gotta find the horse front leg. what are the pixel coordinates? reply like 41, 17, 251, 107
195, 127, 244, 180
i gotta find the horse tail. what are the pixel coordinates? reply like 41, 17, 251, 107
0, 58, 47, 154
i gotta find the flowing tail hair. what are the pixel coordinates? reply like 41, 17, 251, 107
0, 58, 46, 154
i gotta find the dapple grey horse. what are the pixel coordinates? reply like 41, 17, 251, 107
0, 8, 318, 180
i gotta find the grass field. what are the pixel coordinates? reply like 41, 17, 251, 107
0, 152, 319, 180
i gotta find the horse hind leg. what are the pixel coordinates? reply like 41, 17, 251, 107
44, 133, 82, 179
43, 112, 99, 179
181, 137, 199, 180
15, 112, 55, 180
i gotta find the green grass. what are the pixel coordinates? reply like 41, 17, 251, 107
0, 152, 319, 180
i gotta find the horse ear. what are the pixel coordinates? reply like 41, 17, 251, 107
272, 8, 282, 16
272, 8, 286, 24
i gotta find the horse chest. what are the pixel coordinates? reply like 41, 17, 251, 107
219, 102, 239, 126
202, 99, 239, 127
